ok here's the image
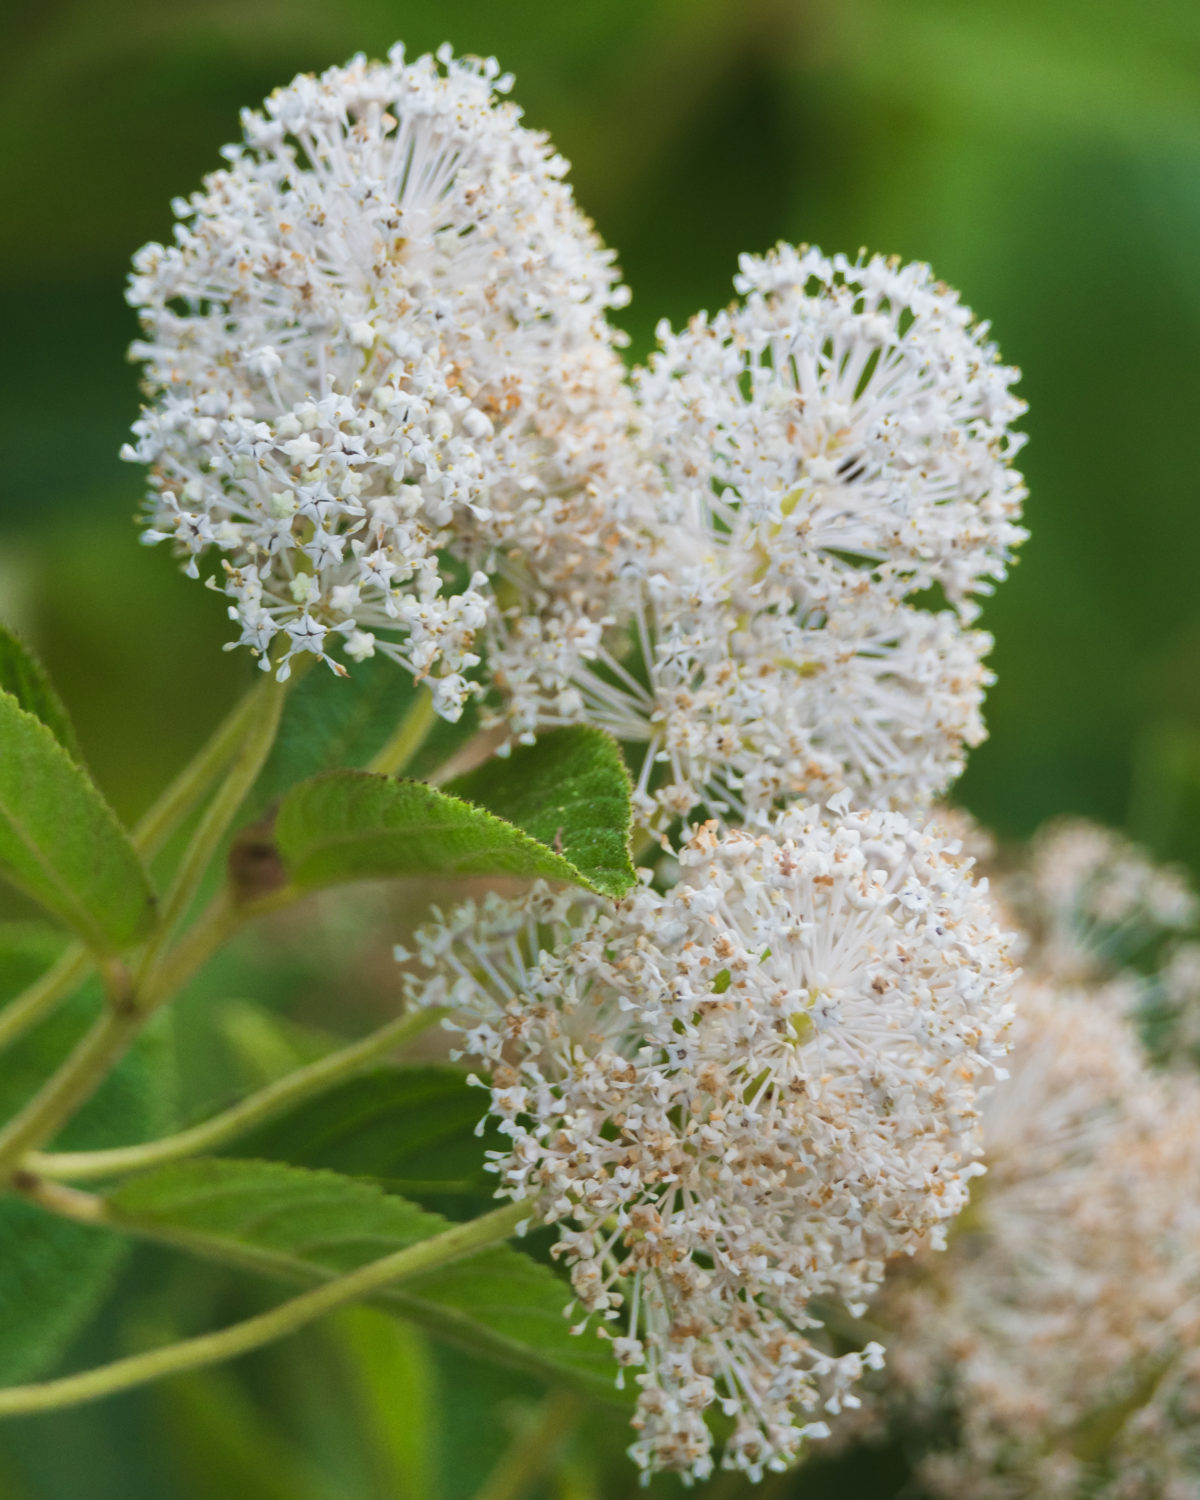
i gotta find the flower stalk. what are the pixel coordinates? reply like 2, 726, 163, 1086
367, 688, 438, 776
0, 676, 281, 1061
0, 1200, 527, 1418
0, 675, 289, 1179
29, 1006, 448, 1182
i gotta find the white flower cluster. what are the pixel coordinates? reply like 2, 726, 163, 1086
405, 807, 1015, 1480
1004, 818, 1200, 1066
123, 45, 634, 712
872, 981, 1200, 1500
1019, 818, 1198, 984
125, 57, 1026, 797
496, 245, 1025, 831
128, 44, 1033, 1483
643, 246, 1027, 618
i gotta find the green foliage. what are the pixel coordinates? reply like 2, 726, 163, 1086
331, 1308, 440, 1500
0, 626, 83, 764
228, 1066, 499, 1219
247, 655, 477, 822
0, 926, 172, 1384
0, 691, 156, 952
156, 1365, 353, 1500
446, 728, 636, 899
273, 729, 636, 899
105, 1158, 624, 1403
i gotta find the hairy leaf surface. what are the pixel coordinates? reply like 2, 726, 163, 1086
446, 727, 635, 899
274, 728, 635, 899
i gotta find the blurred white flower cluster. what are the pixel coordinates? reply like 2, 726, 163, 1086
870, 983, 1200, 1500
839, 826, 1200, 1497
128, 45, 1200, 1495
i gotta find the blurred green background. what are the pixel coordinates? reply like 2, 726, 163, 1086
3, 1, 1200, 1495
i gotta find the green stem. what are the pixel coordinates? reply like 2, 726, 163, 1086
137, 673, 288, 974
30, 1007, 447, 1182
0, 679, 271, 1060
471, 1390, 582, 1500
367, 688, 437, 776
0, 1202, 526, 1419
134, 679, 271, 861
0, 679, 289, 1179
0, 947, 90, 1058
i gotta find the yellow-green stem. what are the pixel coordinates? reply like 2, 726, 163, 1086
367, 689, 437, 776
134, 679, 272, 861
0, 677, 289, 1178
0, 678, 272, 1060
470, 1390, 583, 1500
30, 1006, 447, 1182
135, 673, 288, 976
0, 1201, 526, 1418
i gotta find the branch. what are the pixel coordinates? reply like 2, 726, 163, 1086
0, 1201, 526, 1418
0, 675, 289, 1178
30, 1006, 447, 1182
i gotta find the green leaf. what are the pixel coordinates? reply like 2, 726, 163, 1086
446, 728, 636, 899
246, 655, 477, 821
273, 729, 635, 900
0, 689, 157, 951
0, 925, 173, 1383
106, 1159, 625, 1404
228, 1066, 499, 1218
0, 624, 83, 763
156, 1365, 353, 1500
332, 1308, 442, 1500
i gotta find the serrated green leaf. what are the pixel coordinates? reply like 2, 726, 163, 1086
0, 925, 172, 1383
273, 728, 635, 900
446, 728, 635, 899
0, 690, 156, 951
228, 1066, 499, 1218
246, 655, 477, 821
0, 625, 83, 763
106, 1159, 624, 1404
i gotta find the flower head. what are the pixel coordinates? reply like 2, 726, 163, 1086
488, 243, 1020, 827
570, 569, 991, 830
638, 244, 1027, 621
1017, 818, 1198, 984
870, 980, 1200, 1499
404, 804, 1016, 1480
123, 45, 632, 708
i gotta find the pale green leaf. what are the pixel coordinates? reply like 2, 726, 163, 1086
0, 690, 157, 951
106, 1158, 624, 1404
0, 624, 83, 763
